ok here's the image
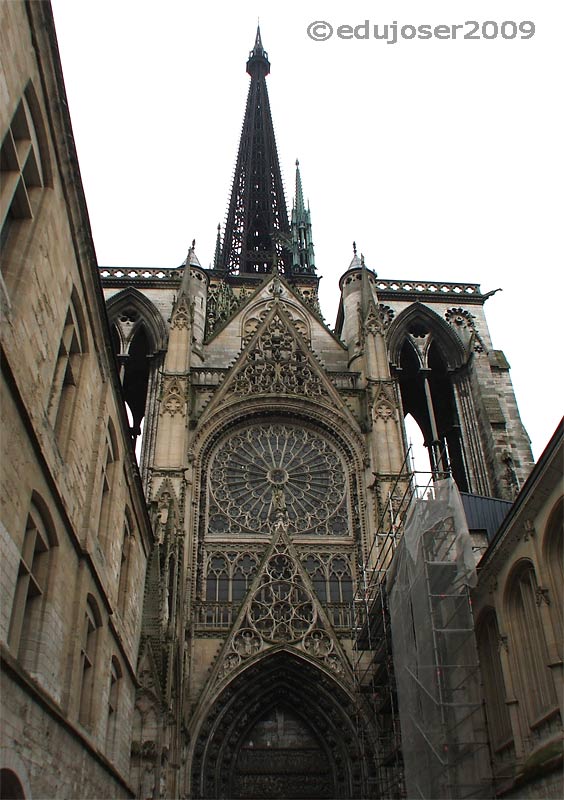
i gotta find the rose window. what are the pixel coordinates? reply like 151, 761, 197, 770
207, 424, 348, 535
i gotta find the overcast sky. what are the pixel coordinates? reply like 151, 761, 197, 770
50, 0, 562, 461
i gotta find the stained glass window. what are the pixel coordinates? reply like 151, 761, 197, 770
207, 424, 349, 536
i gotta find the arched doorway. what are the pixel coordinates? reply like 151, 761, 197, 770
233, 705, 332, 799
0, 769, 26, 800
190, 651, 374, 799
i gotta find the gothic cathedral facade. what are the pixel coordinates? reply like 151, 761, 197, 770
2, 6, 562, 800
102, 29, 539, 800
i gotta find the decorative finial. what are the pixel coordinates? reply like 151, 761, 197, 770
213, 224, 222, 270
296, 158, 299, 167
191, 239, 196, 250
361, 253, 365, 267
353, 241, 357, 256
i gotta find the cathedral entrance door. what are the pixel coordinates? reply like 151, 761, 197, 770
231, 705, 334, 799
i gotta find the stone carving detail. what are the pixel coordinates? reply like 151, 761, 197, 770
535, 586, 550, 607
212, 535, 349, 687
374, 402, 395, 422
206, 280, 241, 336
160, 377, 186, 416
233, 628, 262, 657
115, 305, 139, 348
248, 552, 316, 643
295, 286, 323, 318
232, 315, 322, 397
242, 312, 268, 345
243, 305, 310, 346
207, 423, 348, 536
170, 297, 192, 330
445, 307, 485, 352
523, 520, 535, 541
371, 381, 398, 424
364, 304, 395, 336
303, 629, 333, 657
502, 449, 520, 498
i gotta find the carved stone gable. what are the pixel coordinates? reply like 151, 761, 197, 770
230, 311, 323, 398
208, 528, 352, 692
159, 376, 187, 417
371, 380, 400, 424
171, 296, 192, 329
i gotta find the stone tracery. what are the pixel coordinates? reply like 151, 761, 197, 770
207, 423, 349, 536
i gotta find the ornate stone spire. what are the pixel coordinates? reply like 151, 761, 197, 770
291, 159, 316, 274
219, 26, 290, 276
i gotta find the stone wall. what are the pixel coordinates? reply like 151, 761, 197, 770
0, 3, 153, 797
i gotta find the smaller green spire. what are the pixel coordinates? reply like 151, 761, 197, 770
291, 159, 315, 275
294, 159, 305, 215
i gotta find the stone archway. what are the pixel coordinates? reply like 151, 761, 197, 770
190, 651, 374, 799
0, 769, 26, 800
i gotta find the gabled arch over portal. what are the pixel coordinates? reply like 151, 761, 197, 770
190, 650, 376, 799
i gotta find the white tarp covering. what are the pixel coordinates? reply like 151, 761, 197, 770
388, 478, 491, 799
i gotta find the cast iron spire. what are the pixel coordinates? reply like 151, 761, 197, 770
219, 26, 291, 276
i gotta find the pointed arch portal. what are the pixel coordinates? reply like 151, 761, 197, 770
191, 651, 373, 799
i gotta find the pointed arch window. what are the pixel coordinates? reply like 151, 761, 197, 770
206, 555, 229, 603
106, 656, 123, 757
507, 563, 558, 726
117, 511, 134, 615
232, 554, 258, 602
78, 596, 102, 728
97, 420, 119, 549
476, 608, 512, 748
303, 555, 327, 603
328, 557, 353, 604
0, 84, 50, 269
302, 554, 354, 628
48, 291, 86, 451
8, 497, 56, 672
544, 499, 563, 645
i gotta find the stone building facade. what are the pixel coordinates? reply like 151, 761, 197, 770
1, 4, 561, 800
1, 2, 153, 798
473, 421, 563, 798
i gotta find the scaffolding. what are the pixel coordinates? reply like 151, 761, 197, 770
352, 466, 492, 799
